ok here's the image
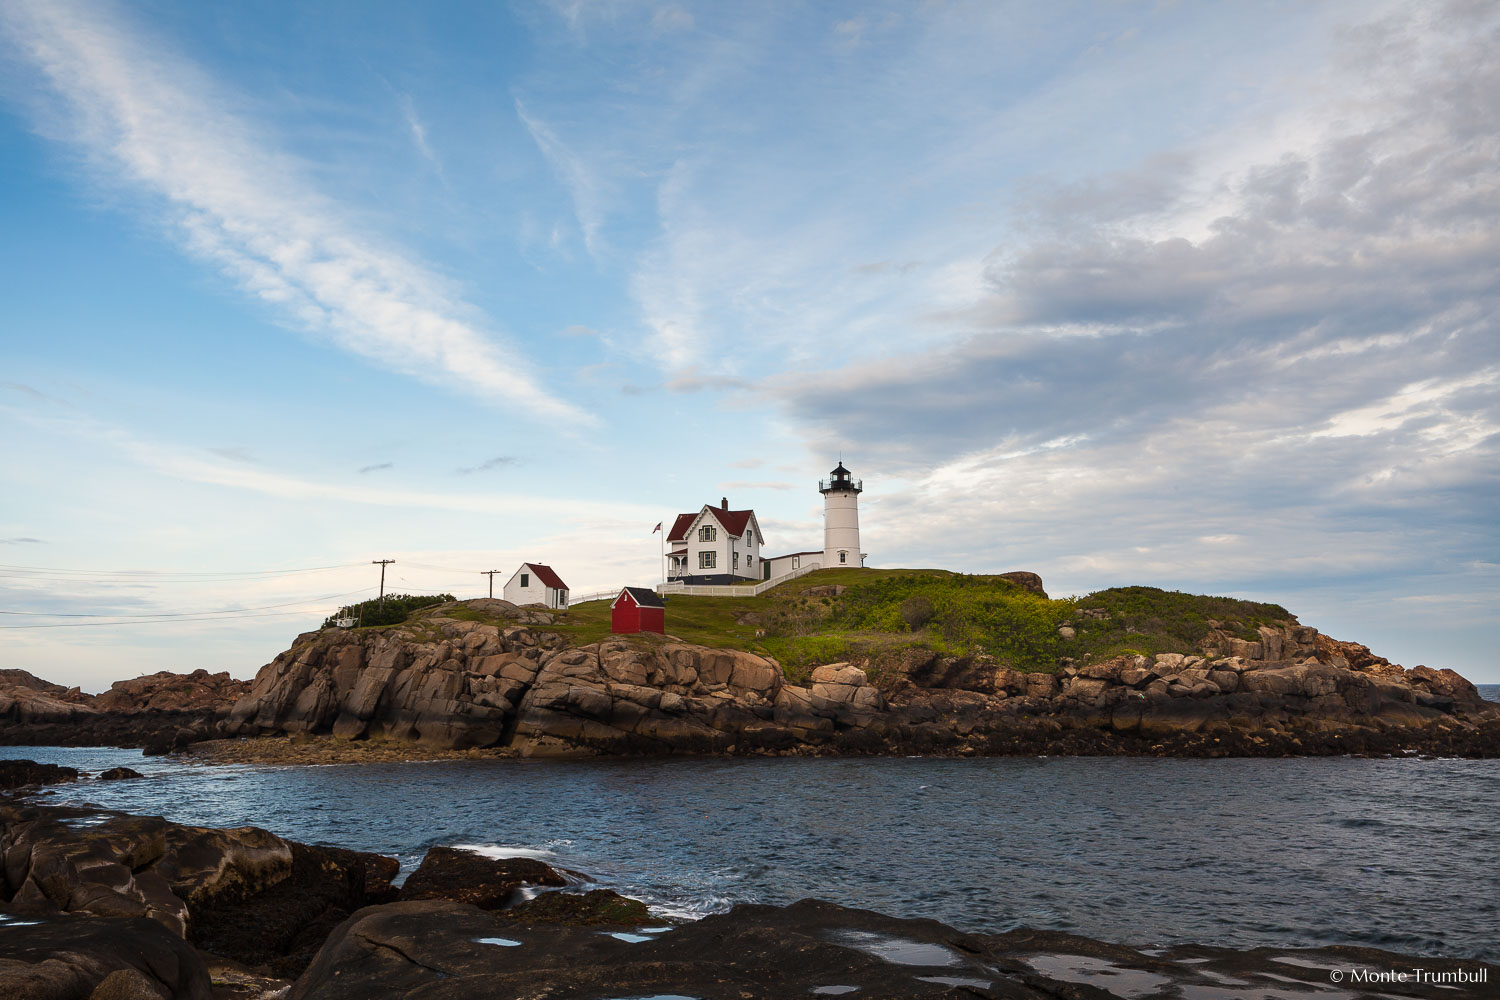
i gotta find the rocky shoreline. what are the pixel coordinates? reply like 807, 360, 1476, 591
0, 668, 248, 754
215, 599, 1500, 760
0, 775, 1493, 999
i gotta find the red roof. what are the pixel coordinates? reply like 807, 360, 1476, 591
665, 505, 756, 542
522, 563, 568, 590
665, 513, 697, 542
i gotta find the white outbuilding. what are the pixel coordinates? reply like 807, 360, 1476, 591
502, 563, 570, 609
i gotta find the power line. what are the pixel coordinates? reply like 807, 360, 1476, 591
0, 608, 335, 630
0, 586, 377, 619
401, 560, 487, 574
0, 561, 365, 581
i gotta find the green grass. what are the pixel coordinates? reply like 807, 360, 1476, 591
372, 573, 1302, 680
758, 571, 1074, 672
547, 591, 766, 649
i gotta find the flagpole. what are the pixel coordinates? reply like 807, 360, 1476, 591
652, 520, 665, 585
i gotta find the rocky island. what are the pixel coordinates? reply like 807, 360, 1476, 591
5, 571, 1496, 761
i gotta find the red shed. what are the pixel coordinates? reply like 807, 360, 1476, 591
611, 586, 666, 634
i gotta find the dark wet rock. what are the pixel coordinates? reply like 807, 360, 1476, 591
397, 846, 572, 910
0, 668, 246, 751
84, 968, 169, 1000
0, 911, 211, 1000
142, 727, 207, 757
286, 896, 1500, 999
189, 840, 398, 978
0, 803, 398, 982
0, 710, 226, 753
97, 767, 143, 781
0, 803, 1494, 999
0, 758, 78, 790
500, 888, 662, 926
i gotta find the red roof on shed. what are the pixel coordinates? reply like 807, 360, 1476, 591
521, 563, 568, 590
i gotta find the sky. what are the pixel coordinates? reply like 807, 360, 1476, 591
1, 0, 1496, 690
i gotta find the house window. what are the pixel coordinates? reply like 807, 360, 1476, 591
839, 552, 847, 564
699, 524, 716, 542
521, 573, 530, 587
793, 556, 799, 568
747, 555, 753, 566
699, 551, 717, 569
733, 552, 740, 570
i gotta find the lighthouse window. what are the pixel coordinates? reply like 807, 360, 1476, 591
699, 551, 717, 569
839, 552, 847, 564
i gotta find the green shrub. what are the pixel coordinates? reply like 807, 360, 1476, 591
1066, 586, 1292, 662
774, 573, 1074, 672
899, 595, 935, 629
323, 594, 455, 629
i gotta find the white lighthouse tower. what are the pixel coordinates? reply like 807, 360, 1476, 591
820, 462, 864, 568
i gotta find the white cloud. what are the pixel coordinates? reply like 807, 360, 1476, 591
515, 98, 610, 258
397, 92, 445, 177
1, 2, 588, 425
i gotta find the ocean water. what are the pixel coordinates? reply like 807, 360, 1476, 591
4, 746, 1498, 962
1478, 683, 1500, 702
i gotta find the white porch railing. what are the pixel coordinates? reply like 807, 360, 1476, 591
656, 563, 820, 597
566, 590, 618, 606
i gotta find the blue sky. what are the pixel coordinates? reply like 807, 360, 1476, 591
1, 0, 1496, 689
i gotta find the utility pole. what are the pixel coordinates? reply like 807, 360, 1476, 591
372, 559, 395, 604
481, 569, 502, 599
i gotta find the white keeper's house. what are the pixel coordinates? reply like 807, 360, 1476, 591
664, 462, 867, 586
665, 499, 765, 585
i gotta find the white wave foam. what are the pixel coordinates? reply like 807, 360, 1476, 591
645, 893, 734, 922
450, 843, 557, 860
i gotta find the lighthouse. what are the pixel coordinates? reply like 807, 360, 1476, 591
820, 462, 864, 568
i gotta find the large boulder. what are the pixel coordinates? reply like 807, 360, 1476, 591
0, 759, 79, 790
0, 670, 99, 725
91, 670, 249, 714
0, 803, 399, 981
0, 912, 211, 1000
397, 847, 572, 909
